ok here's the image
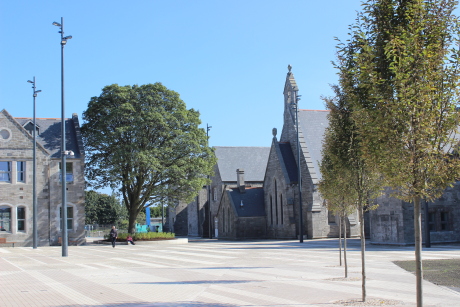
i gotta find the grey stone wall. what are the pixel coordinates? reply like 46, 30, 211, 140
0, 112, 85, 247
369, 184, 460, 245
264, 141, 297, 239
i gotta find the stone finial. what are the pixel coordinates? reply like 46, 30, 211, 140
288, 64, 292, 72
272, 128, 277, 137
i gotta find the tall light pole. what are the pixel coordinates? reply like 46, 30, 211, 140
27, 77, 41, 249
207, 124, 212, 239
292, 93, 303, 243
53, 18, 72, 257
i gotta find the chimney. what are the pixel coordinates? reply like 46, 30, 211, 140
237, 169, 245, 193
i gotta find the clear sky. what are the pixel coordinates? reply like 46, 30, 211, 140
1, 0, 364, 148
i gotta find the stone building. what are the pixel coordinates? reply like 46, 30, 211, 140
168, 146, 270, 237
0, 109, 85, 246
217, 169, 266, 239
369, 186, 460, 245
171, 67, 460, 244
263, 68, 359, 239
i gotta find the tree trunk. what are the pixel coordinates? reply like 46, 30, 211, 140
343, 214, 348, 278
128, 208, 137, 234
359, 205, 366, 302
339, 213, 342, 267
414, 195, 423, 307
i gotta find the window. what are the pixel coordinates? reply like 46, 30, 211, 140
60, 206, 74, 230
428, 212, 435, 232
0, 162, 11, 182
59, 162, 74, 182
280, 194, 284, 225
0, 206, 11, 232
440, 212, 449, 231
213, 188, 217, 201
428, 209, 451, 232
17, 207, 25, 232
17, 161, 25, 183
328, 210, 336, 224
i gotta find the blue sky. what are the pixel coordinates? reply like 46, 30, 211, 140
1, 0, 364, 148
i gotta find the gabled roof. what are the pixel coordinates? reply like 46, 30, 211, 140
228, 187, 265, 217
214, 146, 270, 182
14, 115, 84, 159
297, 110, 329, 182
277, 142, 298, 184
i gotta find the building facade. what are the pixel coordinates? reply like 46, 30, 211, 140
0, 109, 86, 246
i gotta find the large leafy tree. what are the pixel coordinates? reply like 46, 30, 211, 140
85, 190, 127, 225
82, 83, 216, 233
340, 1, 460, 305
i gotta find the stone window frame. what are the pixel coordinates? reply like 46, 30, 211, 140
0, 161, 12, 183
59, 161, 74, 183
428, 207, 452, 232
17, 206, 26, 233
0, 204, 12, 233
0, 127, 12, 142
59, 205, 75, 231
16, 161, 26, 183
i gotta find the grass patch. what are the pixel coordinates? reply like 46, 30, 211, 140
104, 232, 175, 241
393, 258, 460, 290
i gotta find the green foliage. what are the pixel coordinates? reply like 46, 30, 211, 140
336, 1, 460, 304
343, 0, 460, 202
85, 190, 127, 225
81, 83, 217, 233
104, 232, 175, 241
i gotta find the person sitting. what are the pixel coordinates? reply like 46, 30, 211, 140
126, 235, 135, 245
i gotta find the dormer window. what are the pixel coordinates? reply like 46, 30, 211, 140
23, 121, 40, 136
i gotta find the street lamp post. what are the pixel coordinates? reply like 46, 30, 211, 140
53, 17, 72, 257
207, 124, 212, 239
27, 77, 41, 249
292, 94, 303, 243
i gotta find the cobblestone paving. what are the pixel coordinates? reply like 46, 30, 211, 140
1, 239, 459, 307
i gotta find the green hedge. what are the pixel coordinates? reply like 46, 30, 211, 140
104, 232, 175, 241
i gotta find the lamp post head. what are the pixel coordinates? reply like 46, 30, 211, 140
61, 35, 72, 45
52, 21, 61, 27
27, 80, 34, 84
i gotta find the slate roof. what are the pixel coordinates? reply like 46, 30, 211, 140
214, 146, 270, 182
15, 117, 83, 159
297, 110, 330, 181
228, 187, 265, 217
278, 142, 298, 183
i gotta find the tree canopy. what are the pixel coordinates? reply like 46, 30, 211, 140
81, 83, 216, 233
335, 0, 460, 305
85, 190, 127, 225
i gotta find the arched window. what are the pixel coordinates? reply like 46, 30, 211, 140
222, 209, 226, 233
275, 180, 278, 225
17, 207, 26, 232
0, 205, 11, 232
227, 208, 230, 233
280, 194, 284, 225
270, 195, 273, 225
60, 205, 74, 230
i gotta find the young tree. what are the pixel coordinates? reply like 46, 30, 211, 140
82, 83, 216, 233
320, 85, 382, 301
342, 1, 460, 305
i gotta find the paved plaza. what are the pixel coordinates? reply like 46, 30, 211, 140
1, 238, 459, 307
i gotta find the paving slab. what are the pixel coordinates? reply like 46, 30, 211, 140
1, 238, 459, 307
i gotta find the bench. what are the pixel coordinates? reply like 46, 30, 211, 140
58, 237, 79, 246
0, 237, 16, 247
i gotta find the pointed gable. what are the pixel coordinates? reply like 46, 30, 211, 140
298, 110, 329, 183
214, 146, 270, 182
